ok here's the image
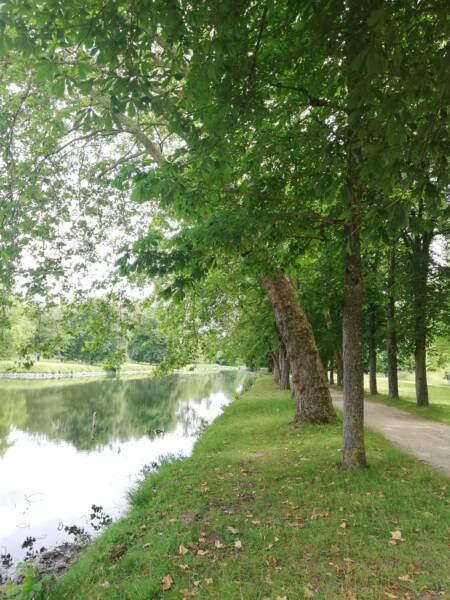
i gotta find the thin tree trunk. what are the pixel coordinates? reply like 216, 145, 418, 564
272, 351, 281, 386
342, 217, 367, 468
368, 308, 377, 395
386, 248, 399, 399
335, 350, 343, 386
329, 359, 335, 385
261, 275, 335, 424
412, 235, 431, 406
278, 343, 290, 390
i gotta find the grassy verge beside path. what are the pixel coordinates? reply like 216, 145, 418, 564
23, 376, 450, 599
360, 377, 450, 425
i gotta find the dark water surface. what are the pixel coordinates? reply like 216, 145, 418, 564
0, 370, 248, 567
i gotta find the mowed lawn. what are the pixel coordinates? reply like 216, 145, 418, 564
0, 359, 152, 374
363, 374, 450, 424
22, 375, 449, 600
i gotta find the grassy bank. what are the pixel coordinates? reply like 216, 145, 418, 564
361, 376, 450, 425
11, 376, 450, 599
0, 359, 152, 375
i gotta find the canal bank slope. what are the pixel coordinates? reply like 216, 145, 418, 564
15, 376, 449, 599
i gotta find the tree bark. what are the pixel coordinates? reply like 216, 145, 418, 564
261, 275, 335, 424
412, 234, 432, 406
335, 350, 343, 386
342, 218, 367, 468
368, 307, 377, 395
271, 351, 281, 386
278, 343, 290, 390
386, 248, 399, 399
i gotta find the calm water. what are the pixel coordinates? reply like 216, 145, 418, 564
0, 370, 248, 568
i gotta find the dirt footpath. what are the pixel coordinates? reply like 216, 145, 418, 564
331, 391, 450, 477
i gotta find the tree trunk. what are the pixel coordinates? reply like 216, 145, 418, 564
329, 360, 335, 385
386, 248, 399, 399
412, 234, 432, 406
368, 307, 377, 395
342, 218, 367, 468
272, 352, 281, 386
335, 350, 343, 386
261, 275, 335, 424
278, 343, 290, 390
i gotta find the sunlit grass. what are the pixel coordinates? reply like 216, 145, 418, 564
0, 359, 153, 374
362, 374, 450, 424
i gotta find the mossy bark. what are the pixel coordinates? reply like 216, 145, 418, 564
342, 219, 367, 468
261, 275, 335, 424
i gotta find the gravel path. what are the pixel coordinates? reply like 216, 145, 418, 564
331, 390, 450, 477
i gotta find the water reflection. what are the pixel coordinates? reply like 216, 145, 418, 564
0, 370, 247, 566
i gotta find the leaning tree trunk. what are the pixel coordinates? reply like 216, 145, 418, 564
261, 275, 335, 424
335, 350, 343, 386
342, 216, 367, 468
278, 343, 291, 390
412, 234, 432, 406
368, 307, 378, 395
386, 248, 399, 399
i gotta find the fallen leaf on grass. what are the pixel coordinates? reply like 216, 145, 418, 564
214, 540, 224, 549
398, 574, 413, 581
181, 589, 197, 597
227, 526, 239, 534
179, 544, 189, 556
178, 564, 189, 572
205, 578, 213, 584
384, 593, 398, 599
161, 574, 173, 591
197, 549, 209, 556
340, 521, 347, 529
389, 530, 404, 544
234, 540, 242, 549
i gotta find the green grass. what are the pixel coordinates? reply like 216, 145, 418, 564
11, 375, 448, 600
0, 359, 152, 374
362, 375, 450, 425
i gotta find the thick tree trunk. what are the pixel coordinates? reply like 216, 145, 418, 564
278, 343, 290, 390
386, 248, 399, 399
368, 308, 377, 395
261, 275, 335, 423
335, 350, 343, 387
412, 235, 431, 406
342, 219, 367, 468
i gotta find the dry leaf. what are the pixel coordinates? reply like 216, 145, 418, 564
197, 549, 209, 556
390, 530, 404, 543
234, 540, 242, 549
205, 578, 213, 584
227, 526, 239, 534
214, 540, 225, 549
180, 589, 197, 597
398, 574, 412, 581
384, 593, 398, 599
161, 574, 173, 591
178, 564, 189, 572
179, 544, 189, 556
340, 521, 347, 529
